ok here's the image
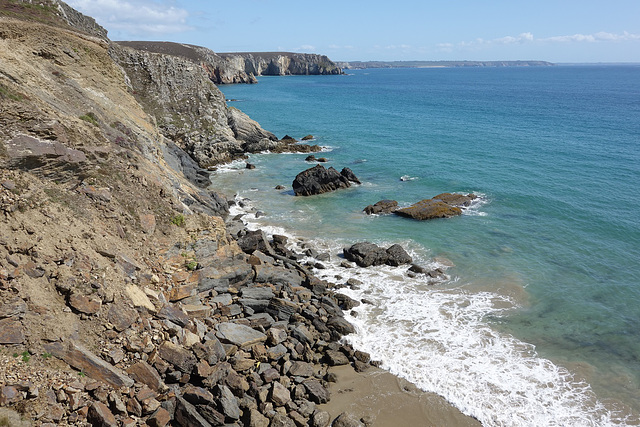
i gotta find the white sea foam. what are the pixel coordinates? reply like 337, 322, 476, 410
310, 252, 630, 426
462, 191, 490, 216
229, 195, 632, 426
214, 159, 249, 173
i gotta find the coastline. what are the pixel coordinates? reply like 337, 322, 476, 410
319, 364, 481, 426
231, 196, 482, 426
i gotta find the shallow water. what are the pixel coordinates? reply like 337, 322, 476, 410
216, 66, 640, 425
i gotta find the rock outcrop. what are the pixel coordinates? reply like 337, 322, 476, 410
218, 52, 343, 76
343, 242, 413, 267
110, 43, 279, 168
115, 41, 258, 84
394, 193, 477, 220
0, 3, 377, 426
363, 199, 399, 215
292, 165, 361, 196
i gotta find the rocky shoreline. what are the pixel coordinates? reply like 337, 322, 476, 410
0, 2, 480, 426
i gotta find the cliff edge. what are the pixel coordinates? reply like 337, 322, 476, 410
0, 2, 360, 426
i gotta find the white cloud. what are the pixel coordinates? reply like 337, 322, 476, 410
65, 0, 192, 36
439, 31, 640, 52
541, 31, 640, 43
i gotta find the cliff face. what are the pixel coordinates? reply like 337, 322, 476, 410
115, 42, 344, 82
110, 43, 278, 168
219, 52, 343, 76
0, 3, 368, 427
115, 41, 258, 84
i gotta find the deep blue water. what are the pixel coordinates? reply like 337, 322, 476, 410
216, 66, 640, 425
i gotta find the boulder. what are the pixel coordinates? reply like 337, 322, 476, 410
385, 244, 413, 266
43, 341, 134, 388
303, 379, 330, 404
332, 412, 365, 427
216, 322, 267, 348
175, 396, 213, 427
342, 242, 388, 267
363, 199, 398, 215
395, 193, 477, 220
292, 165, 360, 196
343, 242, 412, 268
237, 229, 273, 254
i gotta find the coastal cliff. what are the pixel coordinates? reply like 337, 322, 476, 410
115, 43, 344, 83
217, 52, 343, 77
0, 2, 371, 426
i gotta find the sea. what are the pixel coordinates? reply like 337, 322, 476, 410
214, 65, 640, 426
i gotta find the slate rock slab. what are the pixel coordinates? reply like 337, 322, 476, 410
216, 322, 267, 348
43, 341, 134, 389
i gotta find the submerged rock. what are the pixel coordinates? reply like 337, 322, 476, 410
394, 193, 476, 220
363, 199, 398, 215
292, 165, 360, 196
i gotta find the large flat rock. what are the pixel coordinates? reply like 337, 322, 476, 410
216, 322, 267, 348
44, 341, 134, 389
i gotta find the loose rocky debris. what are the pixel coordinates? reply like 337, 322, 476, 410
0, 200, 377, 426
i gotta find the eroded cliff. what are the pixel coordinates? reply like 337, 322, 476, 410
0, 3, 362, 426
218, 52, 343, 76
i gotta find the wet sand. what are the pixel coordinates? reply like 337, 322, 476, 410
319, 365, 481, 427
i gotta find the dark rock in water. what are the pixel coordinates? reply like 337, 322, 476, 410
305, 155, 317, 162
343, 242, 412, 267
395, 193, 476, 220
246, 162, 256, 169
281, 135, 296, 141
317, 157, 328, 162
363, 199, 398, 215
340, 167, 361, 184
342, 242, 388, 267
408, 264, 428, 274
275, 185, 285, 190
302, 135, 314, 141
292, 165, 360, 196
385, 244, 412, 266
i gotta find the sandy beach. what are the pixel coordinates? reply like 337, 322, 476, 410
320, 364, 481, 426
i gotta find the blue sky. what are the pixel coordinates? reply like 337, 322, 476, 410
66, 0, 640, 63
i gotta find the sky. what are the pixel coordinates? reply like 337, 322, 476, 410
65, 0, 640, 63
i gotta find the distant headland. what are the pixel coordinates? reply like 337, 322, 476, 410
338, 60, 554, 69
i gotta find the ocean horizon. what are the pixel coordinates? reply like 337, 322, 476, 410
215, 65, 640, 426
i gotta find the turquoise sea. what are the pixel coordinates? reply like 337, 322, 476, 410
215, 66, 640, 426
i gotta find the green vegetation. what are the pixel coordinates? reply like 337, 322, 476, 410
0, 0, 63, 27
41, 352, 53, 359
186, 260, 198, 271
13, 350, 30, 363
0, 84, 22, 102
171, 214, 186, 227
79, 112, 99, 127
